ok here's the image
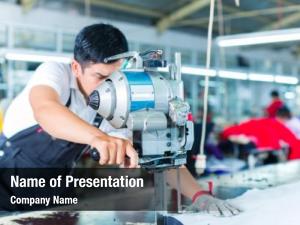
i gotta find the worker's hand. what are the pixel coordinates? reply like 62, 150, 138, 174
186, 194, 241, 217
89, 134, 139, 168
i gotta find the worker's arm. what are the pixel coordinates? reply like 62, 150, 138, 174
165, 166, 241, 217
165, 165, 202, 199
29, 85, 138, 167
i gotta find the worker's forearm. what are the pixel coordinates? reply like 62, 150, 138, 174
34, 102, 103, 145
165, 166, 203, 200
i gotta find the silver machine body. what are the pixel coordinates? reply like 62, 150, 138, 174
88, 50, 194, 169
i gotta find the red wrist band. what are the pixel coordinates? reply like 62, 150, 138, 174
192, 181, 214, 203
192, 190, 210, 203
208, 181, 213, 194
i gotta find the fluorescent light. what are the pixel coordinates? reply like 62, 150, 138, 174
218, 70, 248, 80
248, 73, 274, 82
284, 91, 296, 99
157, 67, 169, 73
217, 28, 300, 47
5, 52, 71, 63
157, 66, 217, 76
275, 75, 298, 85
182, 66, 217, 76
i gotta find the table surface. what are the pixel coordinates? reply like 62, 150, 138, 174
173, 179, 300, 225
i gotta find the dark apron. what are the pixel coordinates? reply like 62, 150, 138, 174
0, 93, 102, 168
0, 93, 104, 211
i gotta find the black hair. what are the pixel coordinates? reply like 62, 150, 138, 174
271, 90, 279, 98
276, 106, 291, 119
74, 23, 128, 66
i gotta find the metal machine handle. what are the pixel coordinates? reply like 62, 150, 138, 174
89, 148, 100, 161
89, 148, 132, 163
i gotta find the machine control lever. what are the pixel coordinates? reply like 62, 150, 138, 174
89, 148, 100, 161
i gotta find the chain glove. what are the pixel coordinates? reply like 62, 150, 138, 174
186, 192, 241, 217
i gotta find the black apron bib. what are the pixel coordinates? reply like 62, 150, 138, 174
0, 92, 102, 168
0, 93, 105, 211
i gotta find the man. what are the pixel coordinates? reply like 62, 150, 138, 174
0, 24, 240, 216
265, 90, 284, 118
276, 106, 300, 139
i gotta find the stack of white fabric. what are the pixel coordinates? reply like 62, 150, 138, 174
173, 180, 300, 225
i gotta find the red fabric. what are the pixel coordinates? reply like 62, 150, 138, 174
187, 113, 194, 121
221, 118, 300, 160
208, 181, 213, 195
266, 99, 283, 118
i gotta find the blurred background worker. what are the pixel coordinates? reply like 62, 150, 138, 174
265, 90, 284, 118
276, 106, 300, 139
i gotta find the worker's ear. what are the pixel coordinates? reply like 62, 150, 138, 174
71, 59, 84, 77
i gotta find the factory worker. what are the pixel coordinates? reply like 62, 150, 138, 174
276, 106, 300, 139
265, 90, 284, 118
0, 23, 240, 216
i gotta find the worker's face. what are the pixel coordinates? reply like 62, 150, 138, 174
71, 59, 123, 97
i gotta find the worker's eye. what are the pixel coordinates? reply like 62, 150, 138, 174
94, 73, 106, 80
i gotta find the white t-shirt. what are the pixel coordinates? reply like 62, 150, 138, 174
285, 117, 300, 139
3, 62, 130, 140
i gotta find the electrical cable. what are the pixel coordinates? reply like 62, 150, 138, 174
197, 0, 216, 174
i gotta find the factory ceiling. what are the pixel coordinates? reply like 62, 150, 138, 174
2, 0, 300, 51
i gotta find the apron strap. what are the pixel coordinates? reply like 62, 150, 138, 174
65, 90, 102, 128
93, 113, 103, 128
65, 91, 72, 108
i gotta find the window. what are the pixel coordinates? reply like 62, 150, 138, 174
171, 47, 192, 65
14, 27, 56, 51
62, 33, 76, 53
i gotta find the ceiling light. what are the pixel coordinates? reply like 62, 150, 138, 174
182, 66, 217, 76
248, 73, 274, 82
275, 75, 298, 85
217, 28, 300, 47
218, 70, 248, 80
